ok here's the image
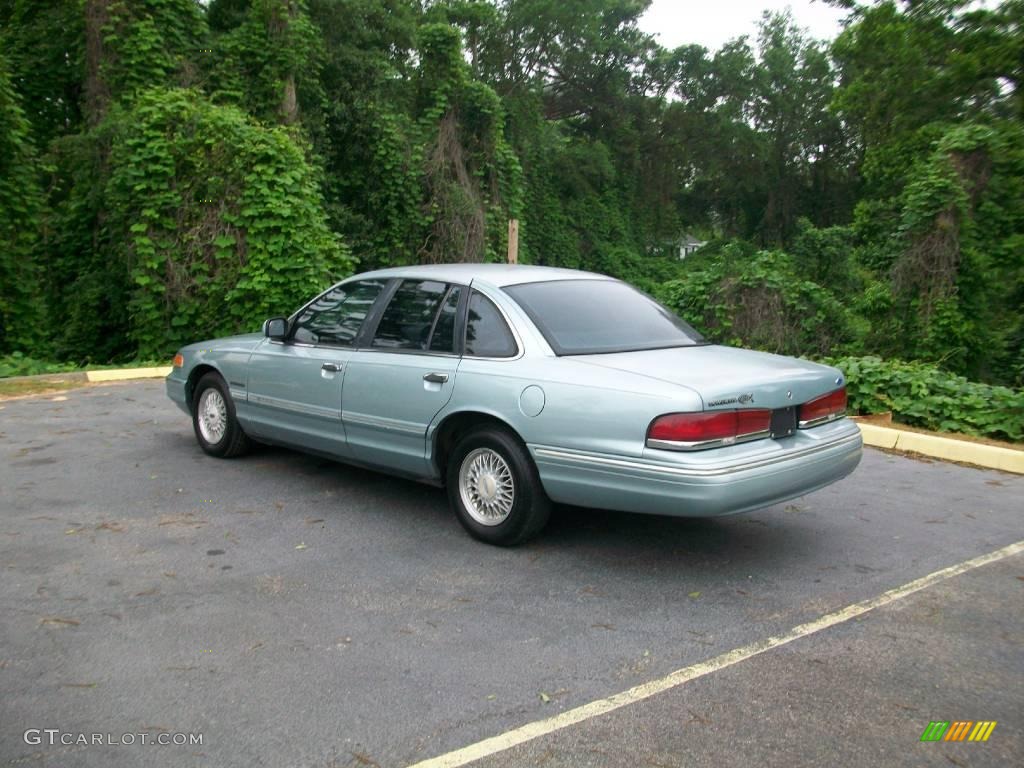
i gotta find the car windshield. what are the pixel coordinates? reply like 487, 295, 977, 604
504, 279, 706, 355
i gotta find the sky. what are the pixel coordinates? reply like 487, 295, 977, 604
637, 0, 850, 51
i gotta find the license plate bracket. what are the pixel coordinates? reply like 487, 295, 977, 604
770, 406, 797, 439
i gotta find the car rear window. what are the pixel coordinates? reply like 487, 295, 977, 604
504, 279, 705, 355
465, 291, 517, 358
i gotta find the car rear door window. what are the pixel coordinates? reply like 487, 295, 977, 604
292, 279, 386, 346
372, 280, 450, 351
428, 286, 462, 354
465, 290, 517, 358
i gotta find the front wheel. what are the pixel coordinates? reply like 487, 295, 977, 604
192, 373, 251, 458
446, 427, 551, 546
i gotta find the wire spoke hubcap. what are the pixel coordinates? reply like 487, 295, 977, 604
459, 448, 515, 526
198, 389, 227, 444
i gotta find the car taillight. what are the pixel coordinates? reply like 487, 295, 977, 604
647, 409, 771, 450
798, 387, 847, 428
172, 353, 184, 368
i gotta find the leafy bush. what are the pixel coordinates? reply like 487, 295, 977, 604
0, 51, 44, 354
658, 245, 857, 357
0, 354, 78, 379
826, 355, 1024, 442
104, 87, 354, 358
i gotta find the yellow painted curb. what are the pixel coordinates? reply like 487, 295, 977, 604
85, 366, 172, 382
857, 422, 1024, 474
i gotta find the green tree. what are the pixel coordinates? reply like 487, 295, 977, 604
0, 49, 45, 352
206, 0, 326, 131
0, 0, 84, 147
104, 88, 353, 357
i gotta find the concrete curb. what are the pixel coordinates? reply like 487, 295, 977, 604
85, 366, 171, 382
1, 367, 171, 386
857, 422, 1023, 475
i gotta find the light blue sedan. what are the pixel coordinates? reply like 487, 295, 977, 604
166, 265, 862, 545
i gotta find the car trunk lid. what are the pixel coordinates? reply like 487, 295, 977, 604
571, 345, 843, 411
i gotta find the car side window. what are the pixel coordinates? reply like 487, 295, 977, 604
465, 290, 517, 358
291, 279, 386, 346
428, 286, 462, 353
372, 280, 450, 351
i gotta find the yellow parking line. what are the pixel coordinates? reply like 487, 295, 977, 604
407, 540, 1024, 768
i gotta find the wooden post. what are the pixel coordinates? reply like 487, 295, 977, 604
507, 219, 519, 264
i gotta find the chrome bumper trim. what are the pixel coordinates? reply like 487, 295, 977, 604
533, 430, 862, 479
646, 429, 771, 452
798, 411, 847, 429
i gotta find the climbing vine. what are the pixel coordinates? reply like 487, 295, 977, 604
104, 88, 353, 357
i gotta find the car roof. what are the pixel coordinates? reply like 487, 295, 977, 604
351, 263, 614, 288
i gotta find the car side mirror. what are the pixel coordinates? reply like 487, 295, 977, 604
263, 317, 288, 340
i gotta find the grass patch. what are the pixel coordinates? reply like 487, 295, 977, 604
0, 353, 168, 379
0, 378, 84, 398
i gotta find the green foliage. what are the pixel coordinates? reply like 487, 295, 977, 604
827, 355, 1024, 442
871, 121, 1024, 381
43, 122, 137, 364
789, 218, 856, 290
659, 245, 857, 357
316, 15, 523, 266
830, 2, 1024, 389
0, 49, 44, 353
104, 88, 353, 358
0, 0, 85, 146
206, 0, 327, 132
414, 22, 524, 264
1, 0, 1022, 443
0, 353, 78, 378
103, 0, 206, 100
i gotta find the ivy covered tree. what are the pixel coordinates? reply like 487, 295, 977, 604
82, 0, 206, 124
0, 0, 1021, 391
0, 49, 44, 352
105, 88, 353, 357
414, 22, 523, 264
206, 0, 326, 130
0, 0, 84, 147
830, 0, 1024, 383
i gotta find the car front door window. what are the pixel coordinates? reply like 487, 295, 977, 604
292, 279, 387, 346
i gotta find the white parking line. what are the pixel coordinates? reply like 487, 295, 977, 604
407, 539, 1024, 768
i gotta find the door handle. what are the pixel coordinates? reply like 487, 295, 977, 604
321, 362, 343, 373
423, 372, 449, 384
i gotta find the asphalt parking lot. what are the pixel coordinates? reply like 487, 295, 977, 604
1, 380, 1021, 768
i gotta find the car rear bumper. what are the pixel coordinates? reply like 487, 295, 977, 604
528, 419, 863, 517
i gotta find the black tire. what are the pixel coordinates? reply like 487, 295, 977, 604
191, 372, 251, 458
446, 426, 551, 546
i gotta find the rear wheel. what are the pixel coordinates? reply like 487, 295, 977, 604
446, 426, 550, 546
192, 373, 250, 458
